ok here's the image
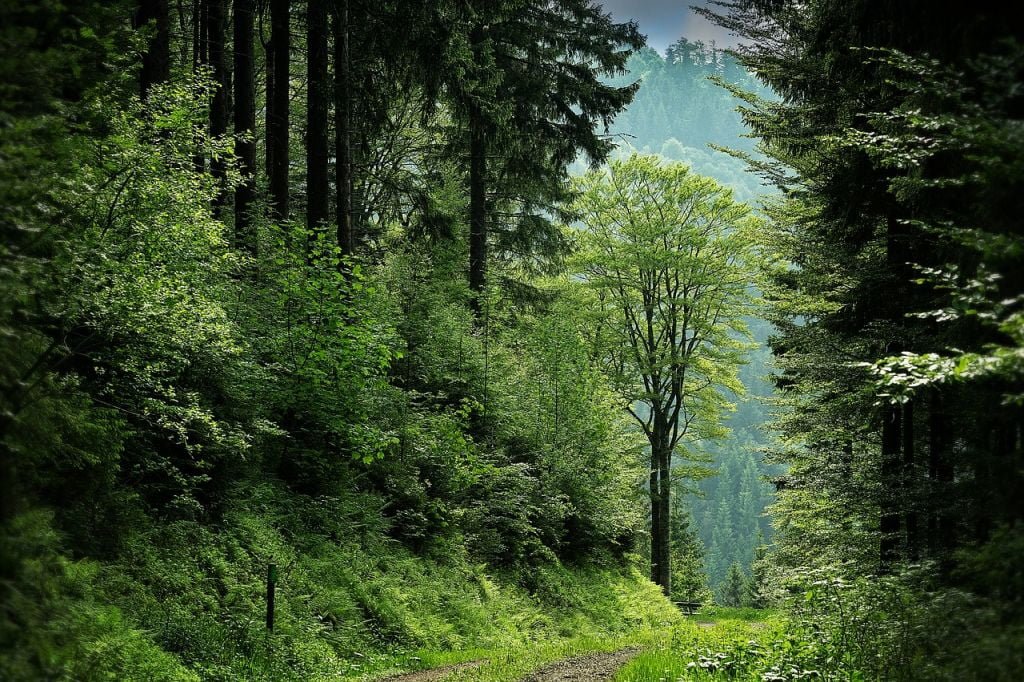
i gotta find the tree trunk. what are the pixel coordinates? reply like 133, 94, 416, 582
902, 400, 919, 560
133, 0, 170, 99
649, 419, 671, 596
927, 389, 955, 562
268, 0, 290, 222
234, 0, 257, 254
191, 0, 206, 174
208, 0, 229, 214
656, 443, 672, 595
649, 447, 661, 587
333, 0, 353, 257
880, 403, 902, 571
469, 114, 487, 319
306, 0, 329, 238
191, 0, 202, 71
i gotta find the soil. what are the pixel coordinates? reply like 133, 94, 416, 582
517, 647, 641, 682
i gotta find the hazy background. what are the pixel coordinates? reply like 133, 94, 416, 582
598, 0, 738, 52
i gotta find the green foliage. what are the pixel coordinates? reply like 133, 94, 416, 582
569, 153, 757, 462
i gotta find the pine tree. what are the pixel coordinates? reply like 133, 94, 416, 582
670, 493, 713, 604
720, 562, 748, 607
451, 0, 643, 318
746, 532, 771, 608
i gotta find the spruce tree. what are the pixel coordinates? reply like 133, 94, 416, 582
721, 562, 748, 607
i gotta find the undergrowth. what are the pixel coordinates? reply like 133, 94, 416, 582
0, 481, 679, 681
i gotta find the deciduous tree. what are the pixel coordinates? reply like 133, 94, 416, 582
571, 154, 756, 595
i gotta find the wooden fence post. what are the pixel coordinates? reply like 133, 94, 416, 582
266, 561, 277, 632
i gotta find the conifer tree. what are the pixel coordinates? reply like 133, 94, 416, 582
721, 562, 748, 607
453, 0, 643, 318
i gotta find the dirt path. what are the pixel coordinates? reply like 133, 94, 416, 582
517, 647, 641, 682
380, 659, 488, 681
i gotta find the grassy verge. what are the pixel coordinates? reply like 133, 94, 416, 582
614, 608, 781, 682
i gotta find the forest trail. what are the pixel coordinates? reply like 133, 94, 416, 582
517, 647, 641, 681
377, 647, 642, 682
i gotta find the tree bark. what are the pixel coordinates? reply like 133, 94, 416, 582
649, 419, 671, 595
333, 0, 353, 257
191, 0, 202, 71
657, 441, 672, 595
649, 447, 661, 587
469, 115, 487, 319
191, 0, 206, 173
208, 0, 229, 214
234, 0, 257, 254
880, 403, 902, 571
902, 400, 918, 560
306, 0, 330, 239
268, 0, 290, 222
134, 0, 171, 100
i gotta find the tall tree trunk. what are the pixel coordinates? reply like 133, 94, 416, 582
263, 2, 274, 194
880, 403, 902, 571
191, 0, 206, 173
234, 0, 257, 254
268, 0, 290, 222
306, 0, 329, 239
649, 447, 661, 587
649, 418, 671, 595
469, 115, 487, 319
208, 0, 229, 214
134, 0, 171, 99
191, 0, 201, 70
902, 400, 919, 560
927, 389, 956, 562
657, 442, 672, 595
333, 0, 353, 257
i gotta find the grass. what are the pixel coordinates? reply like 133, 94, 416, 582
614, 609, 781, 682
361, 608, 781, 681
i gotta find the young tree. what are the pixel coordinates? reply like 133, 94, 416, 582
721, 562, 748, 607
670, 492, 713, 604
571, 154, 756, 595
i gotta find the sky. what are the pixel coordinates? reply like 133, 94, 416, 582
597, 1, 737, 53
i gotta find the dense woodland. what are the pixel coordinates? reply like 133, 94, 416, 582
1, 0, 1022, 680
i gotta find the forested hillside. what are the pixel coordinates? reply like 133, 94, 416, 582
1, 1, 1023, 681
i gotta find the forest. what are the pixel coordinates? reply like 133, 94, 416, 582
0, 0, 1021, 680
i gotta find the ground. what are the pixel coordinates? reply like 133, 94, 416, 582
373, 608, 776, 682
